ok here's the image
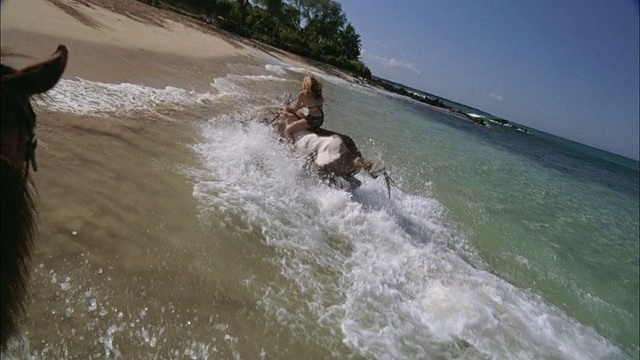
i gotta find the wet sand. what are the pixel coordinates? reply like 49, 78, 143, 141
22, 108, 293, 357
1, 0, 344, 357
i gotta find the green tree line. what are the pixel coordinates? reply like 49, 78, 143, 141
161, 0, 372, 78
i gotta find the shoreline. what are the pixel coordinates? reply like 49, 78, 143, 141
1, 0, 355, 83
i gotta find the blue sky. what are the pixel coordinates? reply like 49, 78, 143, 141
338, 0, 640, 160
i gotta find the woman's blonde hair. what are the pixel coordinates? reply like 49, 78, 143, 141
303, 75, 323, 100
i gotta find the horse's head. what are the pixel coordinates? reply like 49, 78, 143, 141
0, 45, 67, 350
353, 156, 398, 198
1, 45, 68, 174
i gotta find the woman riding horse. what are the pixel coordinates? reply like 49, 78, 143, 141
1, 45, 68, 349
259, 104, 398, 198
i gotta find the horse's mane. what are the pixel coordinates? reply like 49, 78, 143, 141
0, 161, 36, 348
0, 60, 38, 349
0, 43, 67, 350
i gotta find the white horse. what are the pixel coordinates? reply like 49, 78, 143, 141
256, 105, 397, 197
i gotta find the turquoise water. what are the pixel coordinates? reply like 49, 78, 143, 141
187, 61, 639, 359
344, 81, 639, 356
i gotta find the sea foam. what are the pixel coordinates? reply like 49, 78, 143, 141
35, 78, 222, 116
189, 103, 624, 359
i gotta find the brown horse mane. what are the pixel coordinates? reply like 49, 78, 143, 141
1, 44, 68, 350
0, 64, 38, 350
0, 150, 37, 350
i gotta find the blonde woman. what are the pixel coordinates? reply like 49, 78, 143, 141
284, 75, 324, 141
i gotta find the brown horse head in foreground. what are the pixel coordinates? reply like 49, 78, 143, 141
1, 45, 68, 349
258, 105, 398, 197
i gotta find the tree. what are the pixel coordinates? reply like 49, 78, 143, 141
260, 0, 284, 16
158, 0, 372, 77
340, 23, 361, 60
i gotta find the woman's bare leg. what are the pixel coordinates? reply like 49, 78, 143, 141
283, 119, 310, 142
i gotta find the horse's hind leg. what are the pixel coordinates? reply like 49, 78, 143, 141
342, 175, 362, 191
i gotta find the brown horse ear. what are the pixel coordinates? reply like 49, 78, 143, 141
2, 45, 68, 95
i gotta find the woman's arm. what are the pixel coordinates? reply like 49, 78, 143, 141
286, 92, 305, 113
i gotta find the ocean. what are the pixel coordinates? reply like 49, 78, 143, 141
6, 57, 638, 359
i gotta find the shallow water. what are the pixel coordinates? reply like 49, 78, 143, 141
4, 57, 637, 359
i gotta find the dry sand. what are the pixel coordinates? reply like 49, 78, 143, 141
2, 0, 254, 58
1, 0, 341, 357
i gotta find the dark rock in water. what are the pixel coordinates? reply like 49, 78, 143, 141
469, 116, 487, 126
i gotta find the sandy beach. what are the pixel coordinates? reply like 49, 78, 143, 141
1, 0, 341, 357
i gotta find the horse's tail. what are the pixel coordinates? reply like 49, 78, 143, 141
353, 157, 399, 198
